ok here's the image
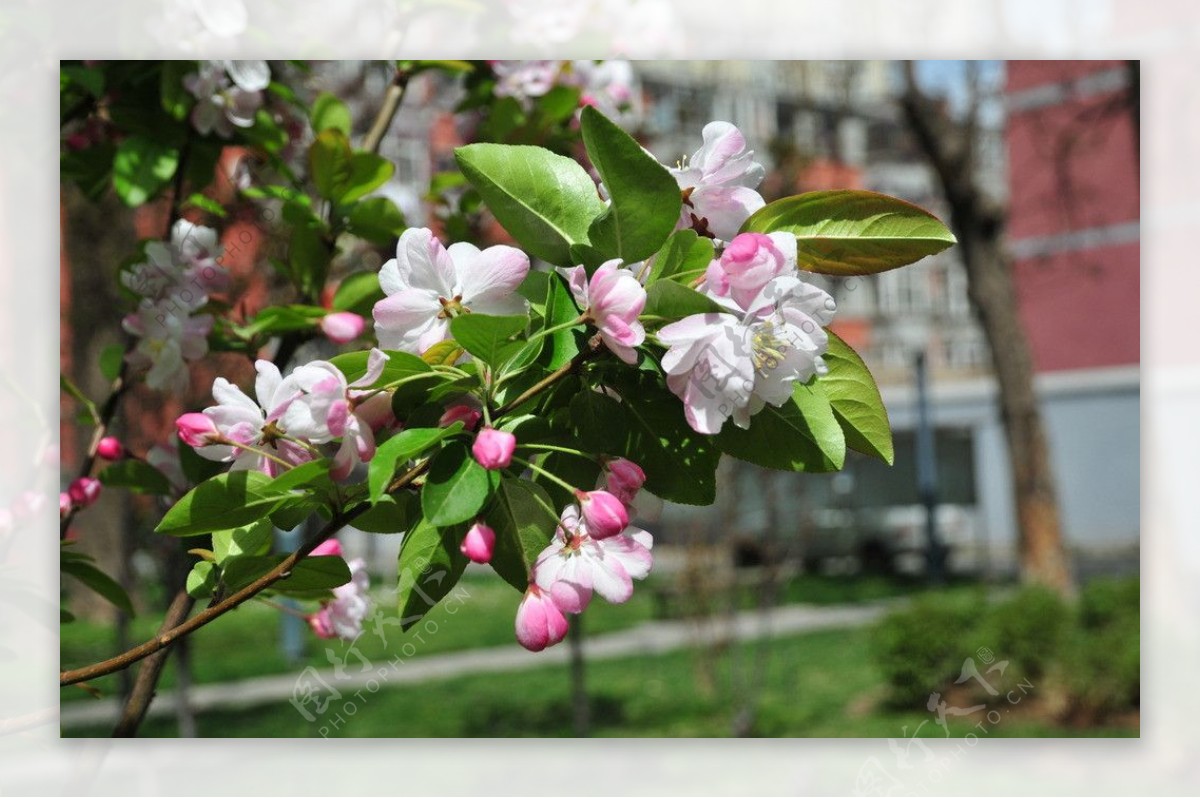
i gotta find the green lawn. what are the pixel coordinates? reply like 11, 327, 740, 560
64, 625, 1137, 737
60, 571, 950, 704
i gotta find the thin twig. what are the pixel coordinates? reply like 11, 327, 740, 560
111, 589, 195, 736
362, 68, 411, 155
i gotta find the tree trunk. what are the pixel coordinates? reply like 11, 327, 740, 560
899, 65, 1073, 595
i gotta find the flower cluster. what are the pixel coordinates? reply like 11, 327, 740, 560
122, 220, 229, 392
489, 60, 636, 121
516, 462, 652, 652
306, 539, 371, 641
665, 121, 766, 242
184, 60, 270, 138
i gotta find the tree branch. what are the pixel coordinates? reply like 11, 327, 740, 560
111, 588, 194, 736
362, 67, 411, 155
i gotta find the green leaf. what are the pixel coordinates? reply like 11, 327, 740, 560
267, 458, 334, 495
648, 228, 714, 284
112, 135, 180, 207
570, 390, 627, 452
309, 129, 352, 200
211, 518, 274, 563
311, 91, 352, 135
288, 224, 332, 299
485, 478, 557, 592
643, 280, 724, 319
329, 348, 432, 387
340, 152, 395, 204
455, 143, 605, 266
368, 423, 464, 503
332, 271, 385, 315
186, 561, 218, 599
716, 381, 846, 471
580, 105, 681, 264
345, 196, 406, 245
160, 61, 195, 121
238, 304, 327, 337
98, 460, 171, 495
184, 192, 228, 217
543, 272, 583, 369
396, 518, 468, 629
61, 558, 134, 615
60, 374, 98, 425
741, 190, 957, 276
449, 314, 528, 368
817, 332, 894, 464
612, 372, 721, 505
99, 343, 125, 382
222, 554, 351, 596
353, 493, 418, 534
155, 471, 289, 536
421, 441, 496, 527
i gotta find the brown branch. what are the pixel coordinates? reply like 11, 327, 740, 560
111, 588, 195, 736
362, 67, 411, 155
496, 339, 601, 416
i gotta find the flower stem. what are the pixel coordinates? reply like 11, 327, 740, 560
257, 596, 311, 620
527, 314, 588, 343
518, 443, 597, 461
511, 454, 578, 495
226, 440, 295, 472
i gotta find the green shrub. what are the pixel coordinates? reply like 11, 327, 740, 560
871, 591, 987, 708
1061, 577, 1140, 720
1078, 575, 1139, 630
980, 585, 1070, 679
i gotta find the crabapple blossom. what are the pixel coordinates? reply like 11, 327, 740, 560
532, 504, 653, 615
472, 428, 516, 470
175, 413, 219, 447
184, 60, 269, 138
373, 227, 530, 355
320, 312, 365, 344
705, 232, 797, 310
659, 273, 837, 434
96, 436, 123, 461
667, 121, 766, 241
307, 556, 370, 641
123, 300, 214, 393
275, 349, 392, 480
568, 60, 636, 121
311, 539, 344, 558
558, 260, 647, 364
123, 220, 229, 307
68, 477, 102, 508
576, 490, 628, 539
59, 492, 72, 516
514, 584, 569, 652
184, 360, 312, 476
460, 522, 496, 564
439, 403, 482, 431
604, 457, 645, 506
489, 60, 563, 107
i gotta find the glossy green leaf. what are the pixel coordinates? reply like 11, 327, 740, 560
611, 372, 721, 505
816, 332, 894, 464
309, 129, 351, 199
741, 190, 957, 276
113, 135, 180, 207
61, 557, 134, 615
455, 143, 605, 265
643, 279, 724, 320
221, 554, 351, 596
329, 348, 431, 388
449, 313, 528, 368
580, 105, 681, 263
421, 441, 496, 526
345, 196, 406, 244
98, 460, 171, 495
352, 492, 418, 534
160, 61, 195, 121
717, 381, 846, 471
648, 228, 714, 284
186, 561, 218, 599
211, 518, 274, 564
396, 518, 468, 629
485, 478, 557, 592
311, 91, 352, 135
543, 272, 583, 369
155, 471, 289, 536
368, 423, 464, 503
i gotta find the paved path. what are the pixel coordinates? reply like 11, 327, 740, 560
60, 601, 894, 729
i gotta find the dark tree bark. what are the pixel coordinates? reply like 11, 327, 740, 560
899, 62, 1073, 595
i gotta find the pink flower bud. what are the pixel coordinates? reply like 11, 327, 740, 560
320, 312, 366, 344
460, 522, 496, 564
605, 458, 645, 504
709, 232, 794, 309
311, 539, 344, 558
515, 584, 569, 652
59, 492, 72, 516
439, 404, 482, 432
176, 413, 219, 447
577, 490, 628, 539
67, 477, 102, 508
308, 608, 336, 639
96, 436, 123, 461
472, 427, 516, 470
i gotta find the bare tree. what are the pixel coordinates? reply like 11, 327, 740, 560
899, 62, 1073, 595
